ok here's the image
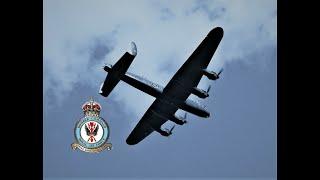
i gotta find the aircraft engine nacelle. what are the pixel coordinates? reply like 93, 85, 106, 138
179, 99, 210, 118
103, 63, 113, 72
202, 69, 219, 80
191, 87, 209, 98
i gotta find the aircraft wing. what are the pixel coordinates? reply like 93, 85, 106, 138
125, 113, 156, 145
162, 27, 223, 102
126, 98, 179, 145
125, 109, 158, 145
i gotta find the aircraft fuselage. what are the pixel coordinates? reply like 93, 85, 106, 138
119, 71, 210, 117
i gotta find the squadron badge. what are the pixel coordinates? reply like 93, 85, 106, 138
71, 97, 112, 153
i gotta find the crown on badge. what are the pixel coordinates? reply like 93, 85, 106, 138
82, 97, 101, 116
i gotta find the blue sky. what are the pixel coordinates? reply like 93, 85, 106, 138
44, 0, 277, 179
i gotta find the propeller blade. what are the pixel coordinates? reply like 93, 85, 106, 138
218, 68, 224, 75
183, 112, 187, 119
170, 125, 175, 133
207, 85, 211, 93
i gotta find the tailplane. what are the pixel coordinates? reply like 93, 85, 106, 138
99, 42, 137, 97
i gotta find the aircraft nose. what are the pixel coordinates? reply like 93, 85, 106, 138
208, 27, 224, 39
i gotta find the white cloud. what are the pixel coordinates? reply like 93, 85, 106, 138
44, 0, 276, 119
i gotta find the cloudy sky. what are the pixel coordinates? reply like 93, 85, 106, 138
44, 0, 277, 179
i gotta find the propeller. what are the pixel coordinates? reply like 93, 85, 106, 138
183, 112, 187, 120
182, 113, 188, 124
217, 68, 224, 76
102, 63, 107, 69
206, 85, 211, 93
165, 125, 175, 135
212, 68, 223, 80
